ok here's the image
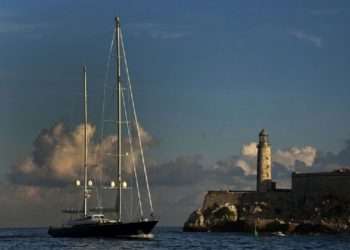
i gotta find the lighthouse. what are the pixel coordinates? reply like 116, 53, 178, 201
256, 129, 274, 192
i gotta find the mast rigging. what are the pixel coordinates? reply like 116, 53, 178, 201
115, 16, 123, 222
83, 66, 88, 217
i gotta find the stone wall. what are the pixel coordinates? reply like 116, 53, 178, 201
202, 191, 246, 209
201, 172, 350, 223
292, 172, 350, 203
185, 170, 350, 233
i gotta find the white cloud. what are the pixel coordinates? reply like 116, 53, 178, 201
290, 30, 323, 48
128, 22, 186, 40
0, 9, 43, 34
241, 142, 258, 157
235, 159, 256, 176
0, 23, 38, 33
274, 146, 317, 170
150, 30, 185, 40
9, 122, 154, 187
225, 142, 318, 177
311, 9, 340, 16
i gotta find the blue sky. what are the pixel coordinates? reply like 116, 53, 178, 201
1, 1, 350, 225
1, 1, 349, 161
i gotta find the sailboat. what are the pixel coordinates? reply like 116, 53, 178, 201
48, 17, 158, 238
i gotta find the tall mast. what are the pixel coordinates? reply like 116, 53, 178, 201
83, 66, 88, 217
115, 16, 122, 222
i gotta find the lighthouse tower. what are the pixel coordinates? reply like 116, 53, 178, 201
256, 129, 273, 192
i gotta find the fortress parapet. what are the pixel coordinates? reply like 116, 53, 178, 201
292, 170, 350, 203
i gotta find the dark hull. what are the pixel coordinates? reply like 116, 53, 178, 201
48, 220, 158, 238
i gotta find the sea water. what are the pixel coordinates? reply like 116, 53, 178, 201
0, 227, 349, 250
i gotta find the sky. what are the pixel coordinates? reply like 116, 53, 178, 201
1, 0, 350, 226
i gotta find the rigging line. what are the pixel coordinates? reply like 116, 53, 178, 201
116, 17, 122, 222
83, 66, 88, 217
121, 88, 144, 219
97, 28, 116, 209
120, 30, 154, 215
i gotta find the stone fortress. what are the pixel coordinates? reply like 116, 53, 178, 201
184, 130, 350, 233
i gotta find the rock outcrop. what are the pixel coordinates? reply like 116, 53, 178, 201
184, 203, 238, 232
183, 209, 206, 232
183, 191, 350, 234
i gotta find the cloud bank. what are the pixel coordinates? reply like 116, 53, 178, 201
5, 122, 350, 226
9, 122, 153, 187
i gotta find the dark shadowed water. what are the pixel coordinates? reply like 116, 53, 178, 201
0, 227, 349, 249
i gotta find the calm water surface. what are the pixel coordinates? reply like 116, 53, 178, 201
0, 227, 349, 249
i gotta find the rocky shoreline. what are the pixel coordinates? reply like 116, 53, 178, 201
183, 202, 350, 234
